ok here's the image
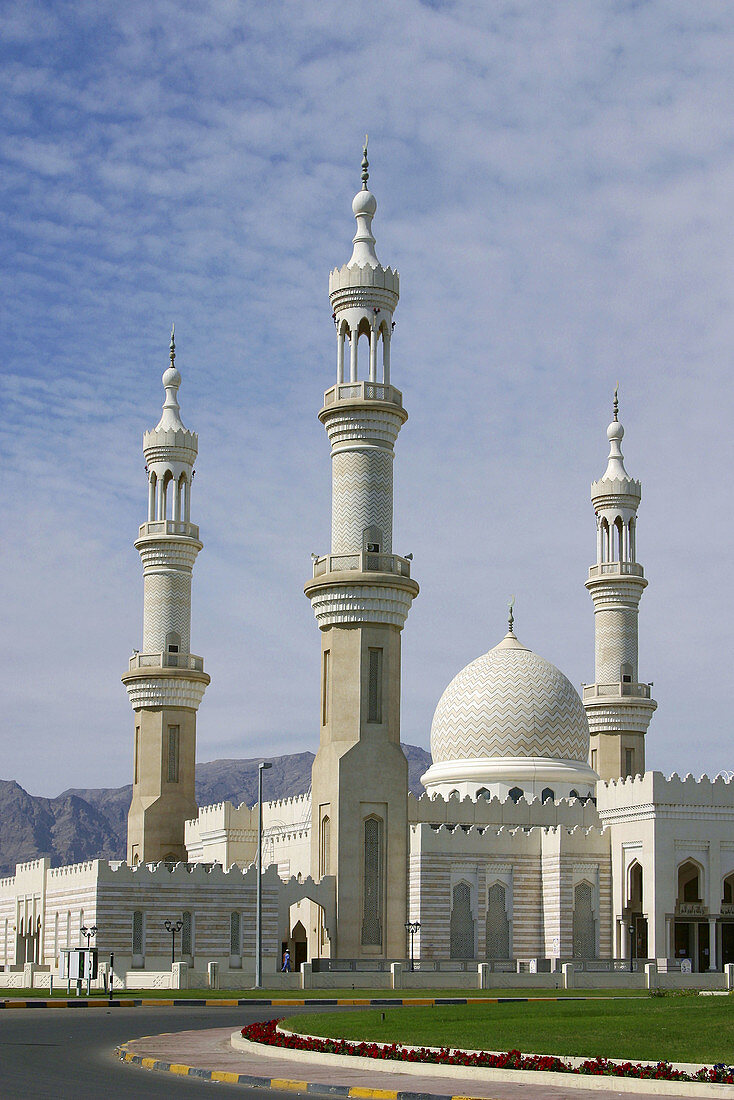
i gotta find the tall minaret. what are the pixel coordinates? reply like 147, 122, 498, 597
305, 143, 419, 959
122, 330, 210, 864
584, 392, 656, 782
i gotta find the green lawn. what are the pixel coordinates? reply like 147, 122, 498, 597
2, 986, 646, 1000
288, 998, 734, 1065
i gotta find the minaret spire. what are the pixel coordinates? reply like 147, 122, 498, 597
584, 399, 656, 782
507, 595, 515, 635
361, 134, 369, 189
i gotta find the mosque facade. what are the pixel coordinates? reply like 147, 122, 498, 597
2, 150, 734, 988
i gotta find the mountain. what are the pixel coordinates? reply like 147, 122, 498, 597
0, 743, 432, 876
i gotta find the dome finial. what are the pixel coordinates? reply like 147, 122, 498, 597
508, 595, 515, 635
170, 322, 176, 367
158, 326, 184, 431
613, 382, 619, 422
361, 134, 369, 190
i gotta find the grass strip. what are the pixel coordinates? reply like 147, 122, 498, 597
286, 997, 734, 1065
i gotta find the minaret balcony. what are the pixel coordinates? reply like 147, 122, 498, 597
128, 651, 205, 672
312, 551, 412, 579
588, 561, 644, 579
583, 681, 652, 701
323, 381, 403, 408
138, 520, 200, 539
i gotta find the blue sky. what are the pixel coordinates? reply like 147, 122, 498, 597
1, 1, 732, 795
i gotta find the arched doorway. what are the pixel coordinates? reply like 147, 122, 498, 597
674, 860, 709, 971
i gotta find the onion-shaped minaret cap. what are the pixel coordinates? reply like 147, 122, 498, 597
348, 135, 379, 266
156, 324, 186, 431
601, 387, 630, 480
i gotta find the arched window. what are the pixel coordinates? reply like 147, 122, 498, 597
628, 518, 636, 562
450, 882, 475, 958
569, 789, 580, 800
486, 883, 510, 959
541, 787, 555, 803
572, 881, 596, 958
476, 787, 491, 801
230, 911, 241, 966
448, 789, 460, 799
627, 861, 643, 910
508, 787, 523, 804
361, 816, 383, 947
320, 816, 330, 877
54, 912, 59, 959
66, 911, 71, 949
678, 860, 702, 904
600, 518, 610, 563
181, 911, 193, 957
723, 873, 734, 905
132, 910, 144, 960
78, 909, 84, 947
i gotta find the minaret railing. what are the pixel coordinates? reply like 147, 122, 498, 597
323, 380, 402, 407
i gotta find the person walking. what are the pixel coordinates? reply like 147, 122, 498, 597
281, 949, 291, 972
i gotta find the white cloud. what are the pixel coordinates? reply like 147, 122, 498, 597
1, 0, 733, 794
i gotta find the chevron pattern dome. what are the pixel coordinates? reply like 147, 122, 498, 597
430, 632, 589, 765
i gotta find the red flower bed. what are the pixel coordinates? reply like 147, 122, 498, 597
240, 1018, 734, 1084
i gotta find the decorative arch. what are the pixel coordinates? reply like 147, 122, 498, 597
627, 860, 643, 910
485, 881, 510, 959
450, 880, 475, 958
677, 859, 704, 904
508, 786, 523, 804
572, 880, 596, 958
361, 815, 383, 948
541, 787, 555, 803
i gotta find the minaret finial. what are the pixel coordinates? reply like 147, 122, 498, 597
613, 382, 619, 422
508, 595, 515, 635
170, 323, 176, 367
361, 134, 369, 190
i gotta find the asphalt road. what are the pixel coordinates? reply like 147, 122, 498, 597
0, 1004, 330, 1100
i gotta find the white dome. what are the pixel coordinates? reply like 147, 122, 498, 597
430, 632, 589, 764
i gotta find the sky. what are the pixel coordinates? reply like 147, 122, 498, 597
1, 0, 733, 796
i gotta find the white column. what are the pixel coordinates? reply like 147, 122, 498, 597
183, 477, 190, 523
709, 918, 717, 970
369, 328, 377, 381
596, 519, 603, 564
383, 332, 391, 386
349, 329, 358, 383
172, 478, 181, 522
156, 478, 165, 521
148, 477, 156, 522
337, 331, 344, 384
622, 521, 629, 562
665, 916, 672, 960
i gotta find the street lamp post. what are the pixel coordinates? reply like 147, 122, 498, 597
255, 761, 272, 988
405, 921, 420, 972
163, 919, 183, 966
80, 925, 97, 995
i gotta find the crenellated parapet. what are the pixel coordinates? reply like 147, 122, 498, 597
408, 790, 601, 830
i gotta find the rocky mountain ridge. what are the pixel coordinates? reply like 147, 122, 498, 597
0, 744, 431, 876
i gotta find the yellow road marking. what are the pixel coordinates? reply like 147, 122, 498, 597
349, 1089, 399, 1099
141, 1057, 157, 1070
168, 1063, 191, 1075
270, 1079, 309, 1091
211, 1070, 240, 1083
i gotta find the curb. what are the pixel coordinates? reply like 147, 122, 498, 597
0, 993, 593, 1011
117, 1044, 454, 1098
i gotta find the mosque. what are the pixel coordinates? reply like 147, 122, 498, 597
2, 148, 734, 987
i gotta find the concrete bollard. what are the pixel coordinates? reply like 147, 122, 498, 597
208, 961, 219, 990
562, 962, 575, 989
390, 962, 402, 989
300, 961, 313, 990
477, 962, 490, 989
171, 961, 188, 990
645, 962, 657, 990
725, 963, 734, 991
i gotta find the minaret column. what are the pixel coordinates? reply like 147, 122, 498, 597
584, 394, 656, 782
122, 331, 209, 865
305, 143, 419, 961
